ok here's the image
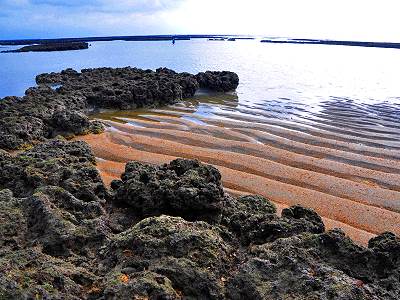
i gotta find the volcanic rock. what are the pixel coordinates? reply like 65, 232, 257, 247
0, 154, 399, 299
0, 140, 107, 201
196, 71, 240, 92
0, 67, 239, 150
111, 159, 224, 224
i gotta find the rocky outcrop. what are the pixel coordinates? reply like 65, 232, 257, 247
0, 151, 399, 299
99, 215, 238, 299
111, 159, 224, 224
0, 67, 239, 150
0, 66, 398, 299
1, 42, 89, 53
0, 140, 107, 200
36, 67, 239, 109
196, 71, 240, 92
0, 87, 100, 150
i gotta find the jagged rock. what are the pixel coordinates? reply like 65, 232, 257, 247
0, 88, 99, 150
100, 215, 237, 299
25, 187, 108, 257
0, 114, 47, 150
48, 110, 92, 137
0, 150, 399, 299
102, 271, 180, 299
221, 194, 277, 225
0, 189, 26, 254
111, 159, 224, 223
226, 230, 400, 299
221, 195, 324, 245
0, 248, 98, 300
196, 71, 239, 92
0, 189, 100, 299
0, 67, 238, 150
35, 67, 238, 111
0, 140, 107, 201
282, 205, 325, 232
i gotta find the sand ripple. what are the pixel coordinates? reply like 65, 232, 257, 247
76, 96, 400, 245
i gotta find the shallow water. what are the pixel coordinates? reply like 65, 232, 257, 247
2, 39, 400, 244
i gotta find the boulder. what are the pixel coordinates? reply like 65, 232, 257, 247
0, 140, 107, 201
100, 215, 237, 299
196, 71, 239, 92
111, 159, 224, 223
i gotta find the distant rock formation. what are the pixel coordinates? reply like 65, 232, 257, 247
260, 38, 400, 49
1, 42, 89, 53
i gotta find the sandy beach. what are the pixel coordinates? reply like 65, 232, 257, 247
76, 109, 400, 246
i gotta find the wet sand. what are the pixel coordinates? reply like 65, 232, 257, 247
76, 100, 400, 246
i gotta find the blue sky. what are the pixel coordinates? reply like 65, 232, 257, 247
1, 0, 400, 41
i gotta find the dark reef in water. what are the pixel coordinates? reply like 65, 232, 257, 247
0, 67, 239, 150
0, 67, 399, 299
1, 42, 89, 53
0, 35, 253, 46
261, 38, 400, 49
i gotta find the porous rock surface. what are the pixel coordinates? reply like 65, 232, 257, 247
0, 67, 239, 150
0, 142, 399, 299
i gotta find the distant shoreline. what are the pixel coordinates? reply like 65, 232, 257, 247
0, 34, 254, 46
261, 38, 400, 50
1, 34, 400, 50
1, 42, 89, 53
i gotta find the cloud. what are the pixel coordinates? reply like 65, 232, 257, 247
0, 0, 185, 39
0, 0, 399, 41
30, 0, 184, 12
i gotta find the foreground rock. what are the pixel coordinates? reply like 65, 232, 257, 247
0, 140, 107, 200
1, 42, 89, 53
0, 67, 239, 150
1, 143, 398, 299
111, 159, 225, 224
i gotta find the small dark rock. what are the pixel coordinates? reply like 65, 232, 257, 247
196, 71, 239, 92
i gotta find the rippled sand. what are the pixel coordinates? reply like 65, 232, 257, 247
76, 95, 400, 246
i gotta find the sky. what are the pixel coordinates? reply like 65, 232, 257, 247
0, 0, 400, 41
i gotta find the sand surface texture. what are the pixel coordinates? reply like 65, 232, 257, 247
76, 99, 400, 246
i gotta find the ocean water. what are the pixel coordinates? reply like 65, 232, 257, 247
2, 39, 400, 243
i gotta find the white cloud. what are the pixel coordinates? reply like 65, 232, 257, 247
166, 0, 400, 41
1, 0, 400, 41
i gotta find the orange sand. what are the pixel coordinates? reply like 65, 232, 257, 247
75, 112, 400, 246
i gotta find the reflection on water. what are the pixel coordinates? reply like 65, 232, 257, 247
90, 91, 239, 123
93, 89, 400, 150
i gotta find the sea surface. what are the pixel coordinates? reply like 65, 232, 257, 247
2, 39, 400, 244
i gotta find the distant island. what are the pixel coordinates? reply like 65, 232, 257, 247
0, 35, 254, 46
261, 38, 400, 49
1, 42, 89, 53
1, 34, 399, 51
